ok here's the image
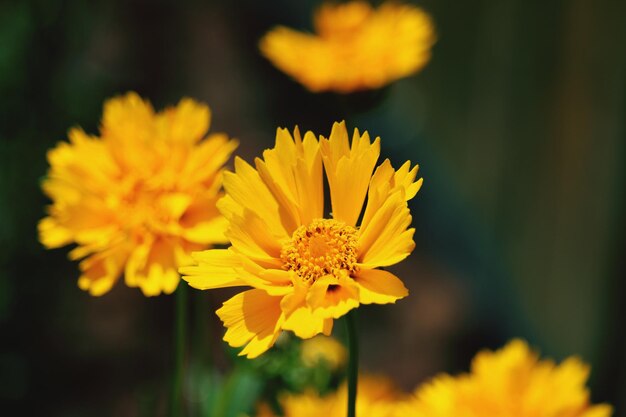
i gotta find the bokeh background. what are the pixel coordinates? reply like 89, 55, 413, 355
1, 0, 624, 415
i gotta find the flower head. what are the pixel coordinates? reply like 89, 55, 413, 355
255, 375, 404, 417
39, 92, 237, 296
399, 339, 612, 417
181, 121, 421, 357
260, 1, 435, 93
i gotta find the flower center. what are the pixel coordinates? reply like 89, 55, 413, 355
281, 219, 359, 285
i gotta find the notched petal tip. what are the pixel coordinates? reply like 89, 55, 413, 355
354, 268, 409, 305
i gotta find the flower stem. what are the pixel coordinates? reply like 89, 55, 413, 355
171, 282, 187, 417
345, 311, 358, 417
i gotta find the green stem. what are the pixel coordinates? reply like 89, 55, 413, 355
345, 311, 358, 417
171, 282, 187, 417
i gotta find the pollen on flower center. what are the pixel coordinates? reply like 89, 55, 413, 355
281, 218, 359, 284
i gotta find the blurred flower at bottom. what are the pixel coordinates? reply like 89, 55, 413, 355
398, 339, 612, 417
253, 375, 405, 417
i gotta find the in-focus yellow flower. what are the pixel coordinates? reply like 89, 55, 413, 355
255, 375, 405, 417
301, 335, 347, 370
259, 1, 435, 93
181, 121, 421, 357
39, 92, 237, 296
398, 339, 612, 417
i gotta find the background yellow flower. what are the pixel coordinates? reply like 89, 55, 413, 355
39, 92, 237, 296
301, 335, 347, 370
182, 121, 421, 357
254, 375, 404, 417
259, 1, 435, 93
399, 339, 613, 417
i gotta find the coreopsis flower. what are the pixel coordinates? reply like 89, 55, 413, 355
181, 121, 421, 358
255, 375, 405, 417
259, 1, 435, 93
39, 92, 237, 296
397, 339, 612, 417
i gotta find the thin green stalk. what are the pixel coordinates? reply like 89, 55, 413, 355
171, 282, 188, 417
345, 311, 359, 417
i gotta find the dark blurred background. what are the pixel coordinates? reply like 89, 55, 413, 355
1, 0, 624, 415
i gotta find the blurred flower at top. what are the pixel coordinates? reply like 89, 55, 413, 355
254, 375, 405, 417
39, 92, 237, 296
181, 121, 421, 358
301, 335, 347, 370
397, 339, 612, 417
259, 1, 435, 93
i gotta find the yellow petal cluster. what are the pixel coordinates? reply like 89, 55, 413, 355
260, 1, 436, 93
398, 339, 612, 417
255, 375, 404, 417
39, 92, 237, 296
181, 121, 422, 357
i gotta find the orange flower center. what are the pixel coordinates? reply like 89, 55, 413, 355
281, 219, 359, 285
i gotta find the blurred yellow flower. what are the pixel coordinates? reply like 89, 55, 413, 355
301, 335, 347, 369
39, 92, 237, 296
181, 121, 421, 358
255, 375, 404, 417
398, 339, 612, 417
259, 1, 435, 93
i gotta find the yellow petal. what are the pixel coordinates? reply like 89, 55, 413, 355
353, 268, 408, 305
101, 92, 155, 144
125, 237, 180, 296
180, 249, 248, 289
222, 206, 284, 264
78, 248, 128, 296
204, 252, 293, 296
179, 134, 238, 189
280, 282, 329, 339
254, 127, 324, 231
360, 159, 422, 233
321, 122, 380, 226
222, 157, 289, 238
394, 160, 423, 201
359, 159, 395, 231
299, 129, 325, 222
255, 129, 300, 226
282, 306, 330, 339
124, 238, 153, 287
181, 215, 229, 245
78, 274, 115, 296
581, 405, 613, 417
306, 274, 360, 319
38, 217, 73, 248
259, 27, 332, 93
322, 318, 333, 335
358, 191, 415, 268
183, 247, 290, 296
158, 193, 192, 220
137, 264, 180, 296
217, 289, 284, 358
155, 97, 210, 144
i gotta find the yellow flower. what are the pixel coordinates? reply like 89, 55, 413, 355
255, 375, 404, 417
181, 121, 421, 358
259, 1, 435, 93
39, 92, 237, 297
301, 335, 347, 370
399, 339, 612, 417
